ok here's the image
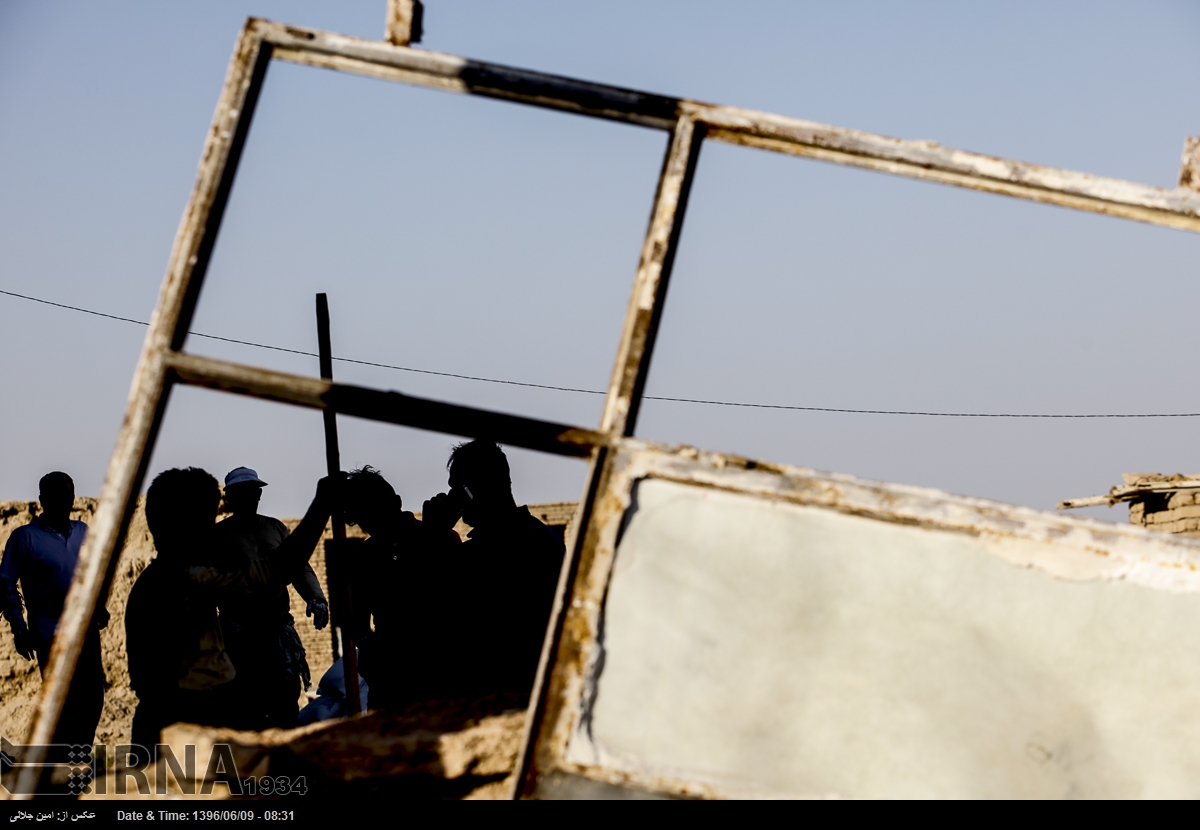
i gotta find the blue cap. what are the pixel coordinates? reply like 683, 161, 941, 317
225, 467, 267, 488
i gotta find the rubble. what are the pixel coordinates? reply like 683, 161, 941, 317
1058, 473, 1200, 537
83, 695, 525, 800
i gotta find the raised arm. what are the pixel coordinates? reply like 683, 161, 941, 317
186, 476, 339, 596
271, 475, 339, 583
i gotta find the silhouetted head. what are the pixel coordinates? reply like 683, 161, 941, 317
222, 467, 266, 517
343, 466, 403, 539
38, 471, 74, 524
146, 467, 221, 561
447, 441, 514, 528
222, 483, 262, 517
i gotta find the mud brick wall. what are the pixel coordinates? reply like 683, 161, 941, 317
1129, 490, 1200, 536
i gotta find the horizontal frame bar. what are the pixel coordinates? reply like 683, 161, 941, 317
168, 352, 605, 458
263, 21, 678, 129
258, 18, 1200, 233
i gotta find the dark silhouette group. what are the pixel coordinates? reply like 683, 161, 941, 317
0, 440, 565, 752
346, 441, 563, 709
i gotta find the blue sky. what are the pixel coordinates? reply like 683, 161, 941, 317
1, 1, 1199, 519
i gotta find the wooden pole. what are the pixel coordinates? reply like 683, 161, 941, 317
316, 292, 363, 716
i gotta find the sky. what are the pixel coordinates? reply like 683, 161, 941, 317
1, 0, 1199, 521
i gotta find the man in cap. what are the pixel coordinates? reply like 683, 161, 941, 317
0, 472, 108, 750
213, 467, 329, 730
126, 467, 338, 748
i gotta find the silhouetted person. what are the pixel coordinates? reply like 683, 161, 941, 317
125, 467, 337, 748
0, 472, 107, 750
424, 441, 564, 699
214, 467, 328, 730
348, 441, 563, 708
340, 466, 448, 708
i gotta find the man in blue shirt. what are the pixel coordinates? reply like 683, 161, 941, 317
0, 472, 108, 749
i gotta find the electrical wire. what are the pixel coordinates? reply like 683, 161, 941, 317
3, 287, 1198, 419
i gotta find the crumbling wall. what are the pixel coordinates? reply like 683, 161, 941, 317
1123, 474, 1200, 537
0, 499, 577, 746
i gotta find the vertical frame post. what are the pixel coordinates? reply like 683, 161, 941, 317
600, 116, 706, 438
517, 115, 705, 796
13, 20, 273, 797
385, 0, 424, 46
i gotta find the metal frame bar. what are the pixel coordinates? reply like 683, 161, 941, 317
168, 352, 604, 456
260, 21, 1200, 230
17, 14, 1200, 799
384, 0, 423, 47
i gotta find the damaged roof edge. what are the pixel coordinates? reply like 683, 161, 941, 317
1058, 473, 1200, 510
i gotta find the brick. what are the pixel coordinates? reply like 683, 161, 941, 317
1168, 491, 1199, 508
1161, 517, 1200, 534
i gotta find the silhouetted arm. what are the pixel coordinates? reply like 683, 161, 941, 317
270, 478, 336, 585
293, 563, 325, 605
0, 533, 27, 635
186, 477, 337, 596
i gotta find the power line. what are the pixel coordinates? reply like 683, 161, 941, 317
3, 287, 1198, 419
0, 288, 605, 392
